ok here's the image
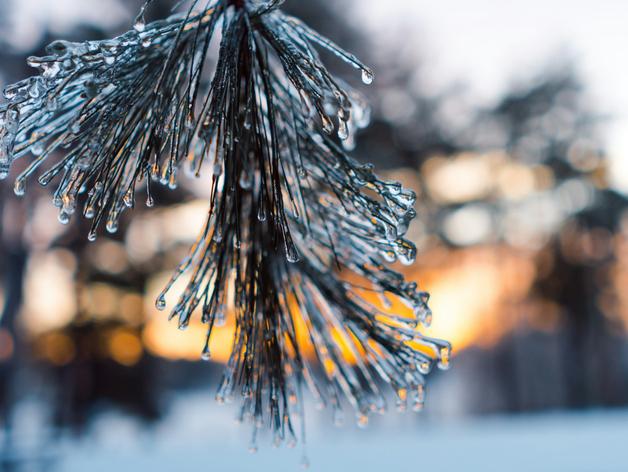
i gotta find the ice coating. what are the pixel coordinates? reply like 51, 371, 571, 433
0, 0, 450, 457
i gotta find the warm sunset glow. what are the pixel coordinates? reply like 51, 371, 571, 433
142, 271, 235, 362
411, 246, 538, 351
107, 327, 144, 366
38, 332, 76, 366
22, 249, 78, 334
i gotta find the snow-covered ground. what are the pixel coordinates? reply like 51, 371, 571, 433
51, 390, 628, 472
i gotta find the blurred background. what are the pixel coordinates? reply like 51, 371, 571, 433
1, 0, 628, 470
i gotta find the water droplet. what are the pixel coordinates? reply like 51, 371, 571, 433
156, 294, 166, 311
31, 140, 45, 156
321, 115, 334, 134
69, 120, 81, 135
2, 85, 18, 100
300, 456, 310, 468
412, 399, 424, 412
87, 230, 97, 242
420, 309, 432, 328
14, 177, 26, 196
58, 211, 70, 225
0, 168, 9, 180
243, 109, 251, 130
357, 414, 369, 429
5, 109, 19, 133
106, 219, 118, 234
384, 180, 402, 195
124, 188, 134, 208
381, 250, 396, 263
361, 68, 374, 85
77, 152, 92, 170
338, 119, 349, 140
46, 95, 58, 112
397, 242, 417, 266
28, 77, 45, 98
239, 168, 252, 189
258, 205, 267, 222
384, 222, 397, 241
46, 40, 71, 58
285, 241, 299, 263
62, 193, 77, 215
88, 137, 100, 152
201, 345, 211, 361
133, 13, 146, 33
417, 360, 431, 374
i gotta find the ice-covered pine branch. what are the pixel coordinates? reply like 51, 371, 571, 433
0, 0, 450, 462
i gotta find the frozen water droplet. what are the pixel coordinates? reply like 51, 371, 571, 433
382, 250, 396, 263
87, 230, 97, 242
321, 115, 334, 134
141, 36, 152, 48
58, 211, 70, 225
124, 188, 134, 208
239, 168, 252, 189
46, 95, 58, 112
31, 140, 45, 156
62, 193, 77, 215
77, 152, 92, 170
213, 223, 223, 242
2, 85, 18, 100
285, 241, 299, 263
338, 120, 349, 140
420, 309, 432, 328
297, 167, 308, 179
5, 109, 19, 134
361, 68, 374, 85
258, 205, 267, 222
397, 242, 417, 266
14, 177, 26, 196
384, 180, 402, 195
384, 222, 397, 241
106, 219, 118, 234
46, 40, 71, 57
342, 133, 356, 151
357, 414, 369, 429
29, 78, 45, 98
438, 345, 451, 370
418, 360, 431, 374
134, 1, 152, 32
146, 195, 154, 207
133, 13, 146, 33
69, 120, 81, 135
156, 294, 166, 311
